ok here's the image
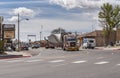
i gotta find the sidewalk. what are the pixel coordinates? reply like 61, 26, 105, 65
95, 46, 120, 50
0, 51, 32, 59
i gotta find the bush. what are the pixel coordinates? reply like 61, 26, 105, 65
0, 40, 4, 53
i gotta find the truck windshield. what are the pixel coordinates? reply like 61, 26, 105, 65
89, 40, 94, 43
67, 38, 76, 41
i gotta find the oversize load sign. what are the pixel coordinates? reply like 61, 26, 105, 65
2, 24, 15, 39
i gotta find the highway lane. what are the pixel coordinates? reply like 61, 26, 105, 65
0, 48, 120, 78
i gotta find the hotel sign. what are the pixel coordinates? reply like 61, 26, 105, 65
2, 24, 15, 39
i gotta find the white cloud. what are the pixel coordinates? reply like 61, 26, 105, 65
50, 0, 120, 21
83, 11, 99, 20
50, 0, 81, 9
8, 16, 18, 22
11, 7, 36, 17
49, 0, 120, 9
8, 7, 36, 22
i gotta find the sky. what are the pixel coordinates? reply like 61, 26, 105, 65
0, 0, 120, 42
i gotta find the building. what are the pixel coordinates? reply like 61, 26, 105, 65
78, 30, 116, 47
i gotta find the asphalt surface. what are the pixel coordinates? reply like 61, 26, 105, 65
0, 48, 120, 78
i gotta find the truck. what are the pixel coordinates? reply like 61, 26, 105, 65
45, 34, 62, 49
62, 33, 80, 51
45, 33, 80, 51
82, 38, 96, 49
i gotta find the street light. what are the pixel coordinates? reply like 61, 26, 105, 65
40, 25, 43, 41
40, 31, 41, 41
17, 13, 29, 51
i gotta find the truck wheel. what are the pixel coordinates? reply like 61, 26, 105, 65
45, 47, 49, 49
63, 48, 66, 51
77, 49, 79, 51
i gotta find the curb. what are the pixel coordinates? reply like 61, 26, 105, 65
0, 54, 31, 59
112, 48, 120, 50
95, 48, 104, 50
95, 47, 120, 50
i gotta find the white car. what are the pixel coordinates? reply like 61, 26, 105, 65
82, 38, 96, 49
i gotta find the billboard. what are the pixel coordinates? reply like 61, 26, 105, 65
2, 24, 15, 39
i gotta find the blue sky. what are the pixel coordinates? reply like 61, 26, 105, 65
0, 0, 120, 41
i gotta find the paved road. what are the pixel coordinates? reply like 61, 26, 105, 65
0, 48, 120, 78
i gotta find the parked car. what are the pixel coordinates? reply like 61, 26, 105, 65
115, 41, 120, 46
31, 44, 40, 49
82, 38, 96, 49
20, 44, 29, 50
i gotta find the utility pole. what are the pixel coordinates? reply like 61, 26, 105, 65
0, 16, 3, 40
17, 13, 29, 51
40, 25, 43, 41
40, 31, 41, 41
0, 16, 4, 53
92, 25, 94, 32
18, 13, 20, 51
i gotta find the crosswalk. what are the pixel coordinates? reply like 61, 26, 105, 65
0, 58, 120, 67
94, 61, 109, 65
49, 60, 65, 63
72, 60, 87, 64
25, 60, 42, 63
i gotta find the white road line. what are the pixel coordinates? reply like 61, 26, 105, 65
72, 60, 87, 64
49, 60, 65, 63
94, 61, 109, 65
26, 60, 42, 63
116, 64, 120, 66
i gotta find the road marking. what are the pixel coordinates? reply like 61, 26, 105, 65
49, 60, 65, 63
26, 60, 42, 63
116, 64, 120, 66
72, 60, 87, 64
94, 61, 109, 65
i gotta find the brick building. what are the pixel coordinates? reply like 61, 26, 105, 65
116, 29, 120, 42
78, 30, 117, 47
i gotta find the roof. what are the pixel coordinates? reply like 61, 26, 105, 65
78, 30, 103, 38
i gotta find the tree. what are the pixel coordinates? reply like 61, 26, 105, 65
51, 27, 66, 34
99, 3, 120, 45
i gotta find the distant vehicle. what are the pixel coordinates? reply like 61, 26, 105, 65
62, 33, 80, 51
20, 44, 29, 50
45, 41, 55, 49
31, 44, 40, 49
115, 41, 120, 46
45, 33, 80, 51
82, 38, 96, 49
45, 34, 61, 49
